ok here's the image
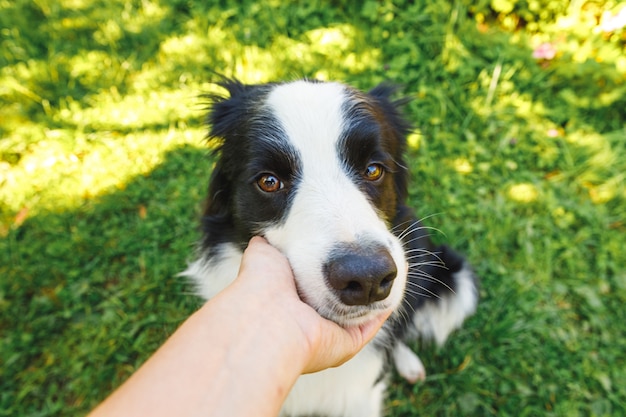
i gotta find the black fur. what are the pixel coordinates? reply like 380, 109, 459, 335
188, 78, 478, 417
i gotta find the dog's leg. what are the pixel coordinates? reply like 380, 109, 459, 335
393, 211, 479, 379
408, 252, 478, 346
392, 341, 426, 383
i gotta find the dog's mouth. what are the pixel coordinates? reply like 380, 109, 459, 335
314, 301, 394, 328
285, 241, 405, 328
295, 283, 399, 328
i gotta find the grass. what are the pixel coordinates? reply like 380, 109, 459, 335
1, 0, 625, 415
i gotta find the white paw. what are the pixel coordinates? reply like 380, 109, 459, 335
392, 342, 426, 383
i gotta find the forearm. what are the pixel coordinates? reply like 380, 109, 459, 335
195, 283, 308, 416
90, 286, 306, 417
88, 237, 387, 417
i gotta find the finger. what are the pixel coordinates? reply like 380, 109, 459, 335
237, 237, 295, 291
241, 237, 289, 273
247, 235, 268, 247
356, 310, 392, 344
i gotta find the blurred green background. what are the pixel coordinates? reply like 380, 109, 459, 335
1, 0, 625, 415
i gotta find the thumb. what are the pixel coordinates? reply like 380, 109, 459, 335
302, 310, 391, 374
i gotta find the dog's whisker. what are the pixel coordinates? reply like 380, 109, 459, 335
403, 248, 440, 257
396, 223, 434, 241
398, 228, 432, 243
406, 272, 456, 294
400, 227, 446, 245
394, 214, 444, 239
404, 256, 446, 266
403, 286, 434, 299
406, 270, 448, 284
403, 247, 437, 254
389, 304, 413, 328
405, 252, 446, 263
407, 266, 446, 280
399, 304, 414, 321
183, 78, 479, 415
394, 220, 424, 239
399, 302, 417, 318
404, 249, 446, 266
391, 218, 420, 234
404, 283, 441, 300
395, 215, 437, 229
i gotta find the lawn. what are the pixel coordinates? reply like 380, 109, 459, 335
1, 0, 625, 415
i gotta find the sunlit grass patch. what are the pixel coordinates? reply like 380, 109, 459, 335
1, 0, 625, 415
0, 126, 205, 223
55, 89, 202, 131
508, 182, 539, 203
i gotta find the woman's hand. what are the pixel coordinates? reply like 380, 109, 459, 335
89, 236, 390, 417
235, 236, 391, 374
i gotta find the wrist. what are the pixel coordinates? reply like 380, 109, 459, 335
196, 284, 308, 414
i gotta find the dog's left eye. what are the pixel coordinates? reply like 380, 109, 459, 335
363, 163, 384, 181
256, 174, 284, 193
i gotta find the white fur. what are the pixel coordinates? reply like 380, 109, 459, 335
181, 81, 409, 417
181, 243, 388, 417
182, 243, 243, 300
183, 241, 389, 417
392, 342, 426, 383
409, 263, 478, 345
281, 346, 386, 417
262, 81, 408, 327
181, 80, 477, 417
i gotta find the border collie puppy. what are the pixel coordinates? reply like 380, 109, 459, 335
181, 79, 478, 417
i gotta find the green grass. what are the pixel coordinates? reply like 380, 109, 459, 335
1, 0, 625, 415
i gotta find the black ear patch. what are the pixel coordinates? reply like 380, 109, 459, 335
200, 80, 274, 249
200, 79, 300, 249
203, 79, 272, 148
368, 83, 412, 109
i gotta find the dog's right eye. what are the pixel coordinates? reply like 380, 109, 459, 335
256, 174, 284, 193
363, 163, 385, 182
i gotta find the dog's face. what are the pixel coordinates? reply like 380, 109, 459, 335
203, 80, 412, 327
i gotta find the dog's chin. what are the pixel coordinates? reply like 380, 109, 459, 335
315, 302, 393, 328
295, 282, 401, 328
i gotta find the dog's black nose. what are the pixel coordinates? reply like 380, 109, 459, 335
324, 245, 397, 306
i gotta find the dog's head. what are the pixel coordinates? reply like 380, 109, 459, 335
200, 79, 412, 327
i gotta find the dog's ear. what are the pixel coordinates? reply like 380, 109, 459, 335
367, 83, 412, 203
203, 78, 255, 144
200, 159, 236, 248
368, 83, 412, 118
199, 79, 257, 248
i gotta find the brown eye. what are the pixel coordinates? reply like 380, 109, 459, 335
364, 163, 384, 181
257, 174, 283, 193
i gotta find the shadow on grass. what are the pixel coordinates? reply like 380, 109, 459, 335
1, 0, 625, 415
1, 144, 210, 415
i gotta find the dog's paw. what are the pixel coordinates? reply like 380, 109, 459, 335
410, 261, 479, 346
392, 342, 426, 383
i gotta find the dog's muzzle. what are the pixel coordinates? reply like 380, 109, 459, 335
324, 243, 397, 306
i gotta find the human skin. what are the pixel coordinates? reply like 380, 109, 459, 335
89, 237, 391, 417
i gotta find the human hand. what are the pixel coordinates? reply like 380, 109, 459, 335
88, 237, 390, 417
234, 237, 392, 374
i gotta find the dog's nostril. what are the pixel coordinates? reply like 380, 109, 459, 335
325, 246, 397, 306
381, 273, 394, 289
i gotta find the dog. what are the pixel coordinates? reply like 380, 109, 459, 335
181, 79, 478, 417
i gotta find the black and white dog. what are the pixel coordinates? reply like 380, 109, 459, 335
181, 79, 478, 417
